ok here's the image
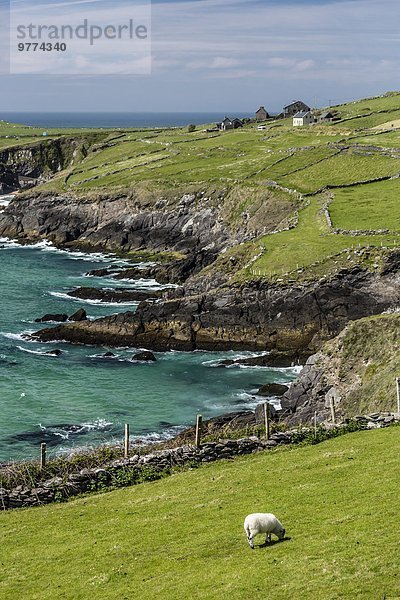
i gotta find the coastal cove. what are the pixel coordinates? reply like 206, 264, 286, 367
0, 238, 299, 462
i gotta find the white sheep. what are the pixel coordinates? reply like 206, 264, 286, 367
244, 513, 286, 549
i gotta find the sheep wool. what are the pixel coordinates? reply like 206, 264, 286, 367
244, 513, 286, 549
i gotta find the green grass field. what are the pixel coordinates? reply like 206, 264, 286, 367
330, 179, 400, 232
0, 428, 399, 600
2, 92, 400, 280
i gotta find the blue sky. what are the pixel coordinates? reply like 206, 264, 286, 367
0, 0, 399, 112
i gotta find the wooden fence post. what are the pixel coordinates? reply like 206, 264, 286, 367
314, 411, 318, 438
264, 402, 270, 440
40, 443, 47, 470
330, 397, 336, 425
396, 378, 400, 413
195, 415, 203, 447
124, 424, 130, 459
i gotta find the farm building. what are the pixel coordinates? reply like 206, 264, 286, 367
293, 111, 314, 126
255, 106, 269, 121
283, 100, 311, 117
216, 117, 244, 131
318, 111, 335, 122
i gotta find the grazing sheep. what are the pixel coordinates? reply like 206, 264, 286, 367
244, 513, 286, 549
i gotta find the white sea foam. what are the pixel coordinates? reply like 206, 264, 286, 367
17, 346, 67, 357
38, 418, 114, 441
1, 331, 36, 342
0, 195, 14, 208
0, 237, 53, 250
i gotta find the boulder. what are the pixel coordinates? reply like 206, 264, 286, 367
103, 351, 116, 358
256, 383, 289, 397
131, 351, 157, 362
45, 349, 63, 356
69, 308, 87, 322
35, 313, 68, 323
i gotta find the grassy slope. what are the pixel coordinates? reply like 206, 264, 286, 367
3, 93, 400, 279
324, 313, 400, 416
0, 428, 399, 600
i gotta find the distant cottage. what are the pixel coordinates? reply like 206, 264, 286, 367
293, 111, 314, 127
216, 117, 244, 131
283, 100, 311, 118
318, 111, 335, 123
255, 106, 269, 121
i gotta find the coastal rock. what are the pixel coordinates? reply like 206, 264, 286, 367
131, 351, 156, 362
32, 260, 400, 353
67, 287, 163, 303
216, 351, 309, 368
45, 349, 63, 357
69, 308, 87, 322
256, 383, 289, 397
103, 351, 116, 358
35, 313, 68, 323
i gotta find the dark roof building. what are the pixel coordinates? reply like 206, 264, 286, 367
255, 106, 269, 121
283, 100, 311, 117
216, 116, 244, 131
319, 111, 335, 122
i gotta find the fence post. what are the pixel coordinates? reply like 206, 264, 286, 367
40, 442, 47, 470
330, 397, 336, 425
124, 424, 130, 459
264, 402, 270, 440
314, 411, 318, 438
195, 415, 203, 447
396, 378, 400, 413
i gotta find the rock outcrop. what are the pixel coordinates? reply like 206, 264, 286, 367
280, 313, 400, 423
67, 287, 164, 303
0, 138, 94, 192
33, 265, 400, 352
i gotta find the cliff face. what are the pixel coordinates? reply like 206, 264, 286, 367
3, 191, 400, 358
0, 138, 90, 193
280, 313, 400, 423
34, 264, 400, 352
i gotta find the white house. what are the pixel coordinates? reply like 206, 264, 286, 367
293, 111, 314, 127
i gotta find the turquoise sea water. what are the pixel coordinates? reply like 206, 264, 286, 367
0, 226, 299, 462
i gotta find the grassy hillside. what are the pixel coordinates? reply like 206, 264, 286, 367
323, 313, 400, 416
0, 428, 399, 599
3, 92, 400, 280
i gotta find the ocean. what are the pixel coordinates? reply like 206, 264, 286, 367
0, 229, 299, 462
0, 112, 254, 129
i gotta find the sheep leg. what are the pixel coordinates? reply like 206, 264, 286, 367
265, 533, 271, 544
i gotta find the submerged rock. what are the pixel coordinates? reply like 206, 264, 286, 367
45, 349, 63, 356
35, 313, 68, 323
131, 351, 156, 362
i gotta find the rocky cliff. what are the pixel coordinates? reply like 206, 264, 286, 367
34, 263, 400, 352
280, 312, 400, 423
0, 137, 95, 193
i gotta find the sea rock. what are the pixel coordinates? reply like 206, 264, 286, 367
69, 308, 87, 322
45, 349, 63, 356
35, 313, 68, 323
131, 351, 157, 362
256, 383, 289, 397
103, 351, 116, 358
67, 287, 163, 303
215, 351, 311, 369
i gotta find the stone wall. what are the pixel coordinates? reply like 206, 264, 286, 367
1, 415, 398, 511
